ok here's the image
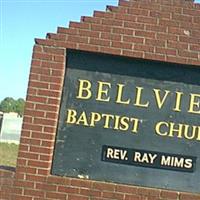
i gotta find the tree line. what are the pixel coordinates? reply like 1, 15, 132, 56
0, 97, 25, 117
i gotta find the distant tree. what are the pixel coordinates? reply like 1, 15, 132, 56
0, 97, 25, 116
0, 97, 15, 113
15, 98, 25, 117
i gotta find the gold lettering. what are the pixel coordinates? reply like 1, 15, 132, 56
196, 127, 200, 141
119, 117, 129, 131
168, 123, 183, 138
130, 118, 140, 133
116, 84, 130, 105
76, 111, 89, 126
66, 109, 77, 124
155, 121, 168, 136
114, 115, 120, 130
96, 81, 111, 102
90, 112, 101, 127
188, 93, 200, 114
102, 114, 114, 129
183, 125, 197, 140
173, 92, 183, 112
153, 89, 170, 109
134, 87, 149, 108
76, 79, 92, 100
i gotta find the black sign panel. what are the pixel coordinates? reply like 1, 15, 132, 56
102, 145, 196, 173
52, 49, 200, 193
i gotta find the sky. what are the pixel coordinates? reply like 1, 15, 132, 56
0, 0, 199, 101
0, 0, 118, 101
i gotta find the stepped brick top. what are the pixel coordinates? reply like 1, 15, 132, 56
35, 0, 200, 66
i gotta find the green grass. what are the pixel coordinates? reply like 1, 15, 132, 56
0, 142, 19, 167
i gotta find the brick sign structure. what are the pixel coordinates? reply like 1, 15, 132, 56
5, 0, 200, 199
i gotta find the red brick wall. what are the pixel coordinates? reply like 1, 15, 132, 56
0, 169, 15, 200
11, 0, 200, 199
